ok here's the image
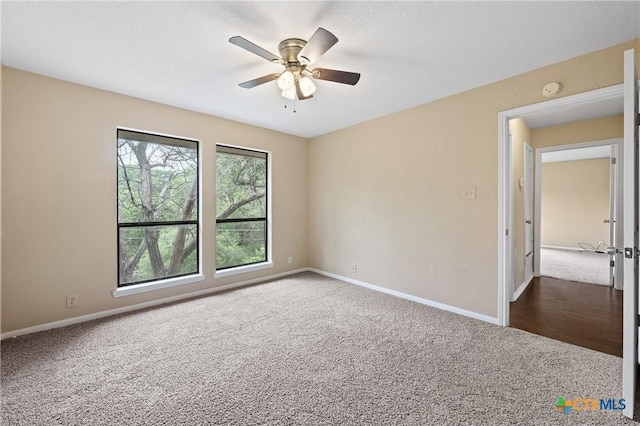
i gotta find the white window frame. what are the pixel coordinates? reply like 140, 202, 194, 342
214, 144, 273, 278
113, 127, 203, 298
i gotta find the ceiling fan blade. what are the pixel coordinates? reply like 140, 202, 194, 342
239, 74, 280, 89
311, 68, 361, 86
229, 36, 282, 63
297, 27, 338, 65
295, 79, 313, 100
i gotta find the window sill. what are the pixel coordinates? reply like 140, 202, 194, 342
112, 274, 205, 298
214, 261, 273, 279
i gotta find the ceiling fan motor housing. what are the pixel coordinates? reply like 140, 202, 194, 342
278, 38, 308, 67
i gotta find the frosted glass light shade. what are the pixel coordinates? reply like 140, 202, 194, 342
277, 71, 294, 91
281, 87, 296, 100
299, 76, 316, 96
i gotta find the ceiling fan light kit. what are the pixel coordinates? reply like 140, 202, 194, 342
229, 27, 360, 111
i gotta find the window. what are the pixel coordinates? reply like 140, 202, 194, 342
117, 129, 199, 287
216, 145, 269, 271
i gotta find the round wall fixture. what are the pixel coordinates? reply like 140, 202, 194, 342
542, 82, 562, 97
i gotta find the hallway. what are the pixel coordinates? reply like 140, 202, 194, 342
510, 276, 623, 357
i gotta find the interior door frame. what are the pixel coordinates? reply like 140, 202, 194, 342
533, 138, 622, 286
524, 142, 534, 285
497, 83, 624, 326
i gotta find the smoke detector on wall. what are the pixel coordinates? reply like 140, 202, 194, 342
542, 82, 562, 97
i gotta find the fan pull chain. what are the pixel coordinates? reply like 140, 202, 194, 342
283, 96, 297, 113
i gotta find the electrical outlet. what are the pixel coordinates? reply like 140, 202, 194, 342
351, 263, 357, 273
66, 294, 79, 308
288, 256, 293, 264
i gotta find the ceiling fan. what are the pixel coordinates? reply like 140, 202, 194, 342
229, 27, 360, 102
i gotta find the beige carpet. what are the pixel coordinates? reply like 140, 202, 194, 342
1, 272, 636, 425
541, 247, 611, 286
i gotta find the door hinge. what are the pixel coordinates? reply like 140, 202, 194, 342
506, 229, 509, 236
610, 260, 615, 267
611, 157, 617, 165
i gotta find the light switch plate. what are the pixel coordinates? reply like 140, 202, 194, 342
462, 187, 476, 200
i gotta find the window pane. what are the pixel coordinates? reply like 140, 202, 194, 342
216, 221, 266, 269
215, 152, 266, 220
118, 138, 198, 223
119, 225, 198, 286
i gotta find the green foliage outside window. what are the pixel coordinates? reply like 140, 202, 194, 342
216, 147, 268, 270
117, 131, 198, 286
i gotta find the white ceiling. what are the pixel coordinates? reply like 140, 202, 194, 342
2, 1, 639, 138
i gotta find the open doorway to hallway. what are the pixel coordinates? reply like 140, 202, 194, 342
508, 117, 623, 355
503, 93, 624, 356
537, 140, 621, 288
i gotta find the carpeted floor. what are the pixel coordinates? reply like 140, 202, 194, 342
1, 272, 636, 425
541, 247, 611, 286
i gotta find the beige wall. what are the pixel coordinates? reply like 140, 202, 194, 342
532, 115, 623, 149
308, 39, 639, 318
509, 119, 531, 292
1, 67, 309, 333
541, 158, 611, 249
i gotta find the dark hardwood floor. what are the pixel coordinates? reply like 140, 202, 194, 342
510, 276, 623, 357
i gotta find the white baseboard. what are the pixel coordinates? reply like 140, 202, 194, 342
512, 275, 534, 302
309, 268, 499, 325
1, 268, 309, 340
2, 267, 500, 339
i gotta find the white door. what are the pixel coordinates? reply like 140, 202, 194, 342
524, 143, 534, 283
622, 47, 638, 420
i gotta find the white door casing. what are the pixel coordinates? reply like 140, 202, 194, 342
524, 143, 534, 284
498, 83, 624, 327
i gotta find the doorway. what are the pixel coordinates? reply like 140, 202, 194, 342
497, 83, 624, 326
535, 139, 622, 288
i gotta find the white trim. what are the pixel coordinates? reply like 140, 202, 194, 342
213, 261, 274, 278
498, 83, 624, 327
3, 267, 500, 340
524, 142, 534, 286
501, 84, 624, 121
2, 267, 307, 340
309, 268, 499, 325
540, 245, 585, 252
214, 144, 273, 273
512, 275, 533, 302
497, 120, 511, 326
115, 127, 204, 297
113, 274, 205, 298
